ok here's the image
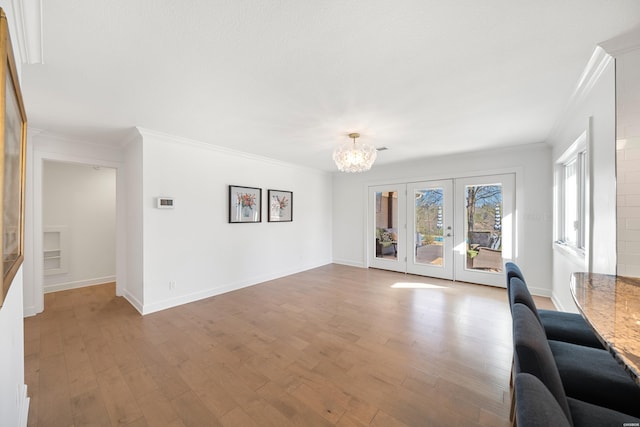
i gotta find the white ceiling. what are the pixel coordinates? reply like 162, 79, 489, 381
20, 1, 640, 171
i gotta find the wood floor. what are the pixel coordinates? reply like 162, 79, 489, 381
24, 264, 546, 427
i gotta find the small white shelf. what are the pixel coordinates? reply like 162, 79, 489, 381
43, 226, 68, 275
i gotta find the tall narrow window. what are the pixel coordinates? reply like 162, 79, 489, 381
563, 158, 578, 245
557, 133, 588, 252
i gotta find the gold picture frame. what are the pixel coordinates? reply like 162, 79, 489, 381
0, 9, 27, 307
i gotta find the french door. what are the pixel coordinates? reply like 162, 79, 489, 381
406, 180, 454, 279
369, 174, 514, 287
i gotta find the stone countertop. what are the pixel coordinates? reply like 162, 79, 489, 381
570, 272, 640, 385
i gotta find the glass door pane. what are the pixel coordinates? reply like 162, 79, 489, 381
375, 191, 399, 260
369, 185, 406, 273
465, 184, 503, 272
415, 188, 443, 265
407, 180, 453, 279
454, 174, 514, 286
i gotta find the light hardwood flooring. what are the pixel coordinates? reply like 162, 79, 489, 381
24, 264, 548, 427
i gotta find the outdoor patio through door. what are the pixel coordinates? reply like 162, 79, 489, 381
406, 180, 454, 279
369, 174, 514, 287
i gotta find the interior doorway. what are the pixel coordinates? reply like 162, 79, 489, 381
368, 173, 514, 287
42, 160, 117, 293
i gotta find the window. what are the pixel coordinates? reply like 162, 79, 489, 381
556, 132, 588, 252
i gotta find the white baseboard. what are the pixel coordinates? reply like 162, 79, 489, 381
140, 261, 331, 315
122, 289, 144, 315
528, 285, 552, 298
43, 276, 116, 294
142, 280, 260, 315
23, 305, 38, 317
550, 293, 573, 312
332, 258, 366, 268
18, 384, 29, 427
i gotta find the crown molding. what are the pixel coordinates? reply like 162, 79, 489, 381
120, 127, 143, 148
572, 46, 613, 104
600, 26, 640, 57
548, 46, 613, 142
9, 0, 43, 64
135, 127, 331, 176
547, 27, 639, 144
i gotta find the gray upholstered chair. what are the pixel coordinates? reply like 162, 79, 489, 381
505, 262, 603, 349
512, 303, 640, 423
508, 276, 603, 349
505, 261, 524, 292
548, 337, 640, 418
514, 373, 571, 427
511, 284, 640, 415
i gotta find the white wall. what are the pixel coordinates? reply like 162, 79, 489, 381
547, 48, 616, 311
617, 136, 640, 277
332, 143, 552, 295
123, 132, 144, 309
616, 46, 640, 277
24, 128, 333, 316
42, 161, 116, 292
0, 269, 28, 426
137, 129, 333, 314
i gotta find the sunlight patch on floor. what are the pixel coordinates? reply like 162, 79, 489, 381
391, 282, 447, 289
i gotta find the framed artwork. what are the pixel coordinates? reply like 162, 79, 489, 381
229, 185, 262, 223
268, 190, 292, 222
0, 9, 27, 307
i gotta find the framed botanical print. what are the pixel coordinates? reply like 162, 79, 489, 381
268, 190, 292, 222
229, 185, 262, 223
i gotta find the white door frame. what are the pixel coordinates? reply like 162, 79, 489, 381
365, 169, 519, 288
24, 138, 126, 316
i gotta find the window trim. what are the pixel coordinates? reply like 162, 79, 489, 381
555, 131, 588, 256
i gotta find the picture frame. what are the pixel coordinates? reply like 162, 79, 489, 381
0, 9, 27, 307
229, 185, 262, 223
268, 190, 293, 222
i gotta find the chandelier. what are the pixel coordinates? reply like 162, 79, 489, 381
332, 133, 377, 173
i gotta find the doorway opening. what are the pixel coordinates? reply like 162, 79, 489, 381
42, 160, 117, 294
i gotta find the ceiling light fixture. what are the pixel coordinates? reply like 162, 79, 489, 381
332, 132, 377, 173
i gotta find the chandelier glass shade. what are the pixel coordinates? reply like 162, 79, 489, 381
332, 133, 377, 173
